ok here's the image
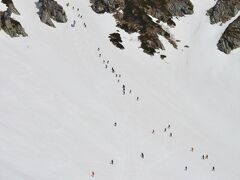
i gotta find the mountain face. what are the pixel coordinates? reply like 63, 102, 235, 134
90, 0, 194, 55
90, 0, 240, 55
0, 0, 240, 180
0, 0, 239, 54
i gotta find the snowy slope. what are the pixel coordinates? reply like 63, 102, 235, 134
0, 0, 240, 180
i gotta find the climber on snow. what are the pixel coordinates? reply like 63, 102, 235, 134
122, 85, 126, 95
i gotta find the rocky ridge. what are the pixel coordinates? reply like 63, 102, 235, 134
90, 0, 194, 55
207, 0, 240, 54
0, 0, 238, 56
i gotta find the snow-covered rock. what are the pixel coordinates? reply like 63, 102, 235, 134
90, 0, 194, 55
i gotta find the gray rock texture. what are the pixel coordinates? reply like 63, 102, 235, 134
217, 16, 240, 54
90, 0, 124, 13
0, 1, 27, 37
0, 8, 28, 37
2, 0, 20, 15
207, 0, 240, 24
37, 0, 67, 28
207, 0, 240, 54
167, 0, 194, 16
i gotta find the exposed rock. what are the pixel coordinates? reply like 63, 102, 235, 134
160, 55, 167, 59
36, 0, 67, 28
0, 9, 28, 37
217, 16, 240, 54
207, 0, 240, 24
167, 0, 194, 16
90, 0, 124, 14
90, 0, 194, 55
109, 32, 124, 49
207, 0, 240, 54
1, 0, 20, 15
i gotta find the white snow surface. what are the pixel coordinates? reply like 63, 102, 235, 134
0, 0, 240, 180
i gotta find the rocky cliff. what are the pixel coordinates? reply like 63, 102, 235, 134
207, 0, 240, 24
207, 0, 240, 54
217, 16, 240, 54
90, 0, 194, 55
0, 0, 239, 56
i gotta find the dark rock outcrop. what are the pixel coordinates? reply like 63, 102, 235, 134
160, 55, 166, 59
217, 16, 240, 54
109, 32, 125, 49
0, 1, 27, 37
207, 0, 240, 24
0, 9, 28, 37
1, 0, 20, 15
90, 0, 124, 14
37, 0, 67, 28
90, 0, 194, 55
207, 0, 240, 54
166, 0, 194, 16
